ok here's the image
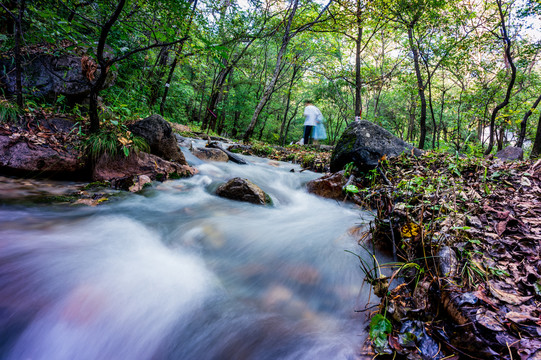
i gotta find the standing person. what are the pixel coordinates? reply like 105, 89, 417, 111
303, 100, 322, 145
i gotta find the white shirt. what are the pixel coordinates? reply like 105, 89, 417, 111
303, 105, 322, 126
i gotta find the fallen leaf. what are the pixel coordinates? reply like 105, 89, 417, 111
489, 284, 533, 305
505, 311, 539, 324
476, 308, 506, 331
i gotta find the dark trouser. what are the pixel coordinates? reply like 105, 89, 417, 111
303, 125, 314, 145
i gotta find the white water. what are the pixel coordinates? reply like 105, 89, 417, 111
0, 149, 377, 360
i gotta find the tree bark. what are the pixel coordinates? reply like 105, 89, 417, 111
159, 0, 198, 115
354, 0, 363, 119
1, 1, 25, 108
89, 0, 126, 133
279, 63, 301, 145
484, 0, 517, 155
530, 111, 541, 158
243, 0, 299, 141
407, 24, 427, 149
516, 93, 541, 148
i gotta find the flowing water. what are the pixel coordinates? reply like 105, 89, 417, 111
0, 146, 379, 360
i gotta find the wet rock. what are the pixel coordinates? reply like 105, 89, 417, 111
215, 177, 272, 205
398, 321, 443, 359
175, 133, 193, 148
495, 146, 523, 161
437, 246, 458, 277
127, 175, 152, 192
306, 171, 346, 200
92, 152, 196, 183
330, 120, 422, 172
0, 134, 85, 178
0, 54, 115, 102
192, 147, 229, 162
128, 115, 186, 163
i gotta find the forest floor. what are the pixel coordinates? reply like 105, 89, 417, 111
347, 152, 541, 360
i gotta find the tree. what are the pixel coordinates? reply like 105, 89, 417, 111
62, 0, 192, 133
0, 0, 26, 109
243, 0, 333, 141
484, 0, 517, 155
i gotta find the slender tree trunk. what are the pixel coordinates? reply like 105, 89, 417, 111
283, 104, 300, 145
455, 89, 463, 152
159, 0, 198, 115
1, 0, 26, 108
407, 24, 427, 149
243, 0, 299, 141
516, 93, 541, 147
531, 111, 541, 158
428, 78, 437, 149
89, 0, 126, 133
148, 45, 172, 107
485, 0, 517, 155
354, 0, 363, 119
437, 89, 446, 148
14, 0, 25, 109
279, 64, 300, 145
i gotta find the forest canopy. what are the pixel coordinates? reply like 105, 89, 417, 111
1, 0, 540, 155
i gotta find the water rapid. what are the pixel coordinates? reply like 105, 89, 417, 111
0, 149, 378, 360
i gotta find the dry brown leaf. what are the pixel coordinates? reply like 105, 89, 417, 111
489, 284, 533, 305
505, 311, 539, 324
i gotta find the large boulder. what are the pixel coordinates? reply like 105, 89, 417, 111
215, 177, 272, 205
330, 120, 422, 172
0, 134, 85, 178
92, 151, 196, 182
0, 54, 115, 102
128, 115, 186, 163
495, 146, 523, 161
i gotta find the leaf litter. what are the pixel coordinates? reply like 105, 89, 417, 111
351, 152, 541, 359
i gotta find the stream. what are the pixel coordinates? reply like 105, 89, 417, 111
0, 144, 379, 360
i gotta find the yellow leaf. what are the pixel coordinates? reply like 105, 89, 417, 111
401, 222, 420, 238
118, 136, 132, 146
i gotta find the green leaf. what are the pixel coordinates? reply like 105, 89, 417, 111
123, 146, 129, 157
369, 314, 392, 352
345, 184, 359, 194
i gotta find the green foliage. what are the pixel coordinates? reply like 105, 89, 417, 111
369, 314, 392, 352
82, 120, 149, 162
0, 98, 19, 123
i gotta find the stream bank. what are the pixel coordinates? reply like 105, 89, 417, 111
349, 152, 541, 359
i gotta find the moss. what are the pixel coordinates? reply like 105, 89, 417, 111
82, 181, 110, 190
34, 195, 78, 204
264, 193, 273, 206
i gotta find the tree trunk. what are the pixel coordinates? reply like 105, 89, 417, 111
516, 93, 541, 147
243, 0, 299, 141
1, 0, 26, 109
354, 0, 363, 119
14, 0, 25, 109
485, 0, 517, 155
279, 64, 300, 145
428, 78, 437, 149
148, 45, 172, 107
159, 0, 198, 115
530, 111, 541, 158
437, 89, 446, 148
407, 25, 427, 149
89, 0, 126, 133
